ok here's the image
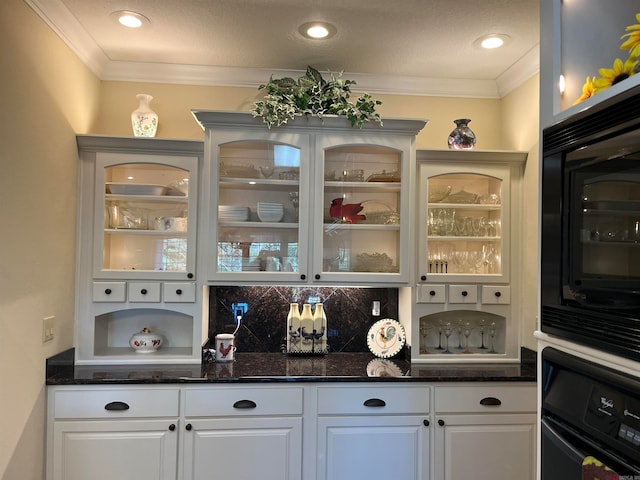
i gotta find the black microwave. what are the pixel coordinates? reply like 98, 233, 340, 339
541, 84, 640, 361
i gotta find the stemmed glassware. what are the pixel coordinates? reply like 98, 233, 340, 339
488, 322, 498, 353
478, 318, 487, 349
462, 321, 473, 353
443, 322, 453, 353
455, 319, 464, 350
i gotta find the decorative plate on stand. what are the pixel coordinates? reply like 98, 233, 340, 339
366, 318, 406, 358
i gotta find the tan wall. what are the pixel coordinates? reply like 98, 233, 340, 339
96, 82, 504, 150
501, 74, 540, 351
0, 1, 100, 479
0, 2, 540, 479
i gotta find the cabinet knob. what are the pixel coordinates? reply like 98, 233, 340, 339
169, 424, 176, 431
421, 275, 427, 281
104, 401, 129, 411
315, 274, 321, 280
140, 289, 147, 295
185, 423, 192, 431
494, 291, 502, 298
423, 419, 430, 427
363, 398, 386, 407
479, 396, 502, 406
176, 289, 183, 295
233, 400, 257, 409
429, 290, 436, 296
187, 273, 194, 279
438, 419, 445, 426
104, 288, 112, 295
461, 290, 468, 297
300, 274, 306, 280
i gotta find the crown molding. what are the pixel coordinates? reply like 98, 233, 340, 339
26, 0, 539, 99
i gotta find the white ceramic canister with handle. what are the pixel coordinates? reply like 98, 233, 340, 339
215, 333, 236, 362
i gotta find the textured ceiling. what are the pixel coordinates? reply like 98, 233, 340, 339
29, 0, 540, 97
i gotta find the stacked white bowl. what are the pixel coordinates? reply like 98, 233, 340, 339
218, 205, 249, 221
257, 202, 284, 222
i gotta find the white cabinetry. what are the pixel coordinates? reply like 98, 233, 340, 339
75, 136, 206, 365
316, 384, 430, 480
47, 387, 180, 480
182, 386, 303, 480
193, 111, 425, 285
412, 150, 526, 363
433, 384, 536, 480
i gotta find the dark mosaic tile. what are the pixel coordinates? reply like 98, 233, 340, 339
209, 286, 399, 353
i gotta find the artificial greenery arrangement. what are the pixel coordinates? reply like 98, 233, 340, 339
251, 66, 382, 128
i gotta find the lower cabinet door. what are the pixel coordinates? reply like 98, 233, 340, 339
51, 419, 178, 480
434, 414, 536, 480
182, 416, 303, 480
317, 415, 429, 480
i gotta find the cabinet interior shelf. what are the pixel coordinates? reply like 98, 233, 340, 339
219, 178, 298, 191
325, 181, 401, 193
428, 203, 501, 210
106, 194, 188, 203
428, 236, 501, 241
104, 229, 188, 237
582, 240, 640, 247
94, 346, 194, 357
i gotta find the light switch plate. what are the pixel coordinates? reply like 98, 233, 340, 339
42, 315, 54, 342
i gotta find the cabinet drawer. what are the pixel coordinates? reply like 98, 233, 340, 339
163, 282, 196, 302
416, 285, 446, 303
448, 285, 477, 303
317, 385, 430, 415
434, 384, 536, 413
92, 282, 126, 302
128, 282, 161, 302
184, 387, 303, 417
481, 285, 511, 304
52, 387, 180, 419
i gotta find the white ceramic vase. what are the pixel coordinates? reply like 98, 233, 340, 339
131, 93, 158, 137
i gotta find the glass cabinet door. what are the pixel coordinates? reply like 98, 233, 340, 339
213, 139, 309, 281
95, 153, 198, 280
314, 140, 408, 283
419, 166, 511, 283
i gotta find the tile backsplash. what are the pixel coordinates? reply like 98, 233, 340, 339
209, 286, 399, 353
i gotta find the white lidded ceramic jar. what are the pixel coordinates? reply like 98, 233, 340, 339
129, 327, 163, 353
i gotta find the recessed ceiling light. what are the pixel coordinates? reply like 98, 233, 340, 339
298, 22, 337, 40
475, 33, 510, 49
111, 10, 149, 28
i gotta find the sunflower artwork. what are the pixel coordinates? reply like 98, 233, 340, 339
574, 12, 640, 105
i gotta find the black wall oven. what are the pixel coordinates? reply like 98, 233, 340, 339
541, 347, 640, 479
541, 84, 640, 361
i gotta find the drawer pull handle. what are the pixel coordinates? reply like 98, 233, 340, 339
423, 419, 430, 427
187, 273, 194, 279
104, 401, 129, 411
300, 274, 306, 280
438, 419, 445, 426
176, 289, 183, 295
461, 290, 468, 297
363, 398, 386, 407
140, 289, 148, 295
104, 288, 112, 295
186, 423, 192, 431
420, 275, 427, 281
169, 424, 176, 431
429, 290, 436, 296
233, 399, 257, 409
315, 274, 321, 280
494, 291, 502, 298
479, 397, 502, 406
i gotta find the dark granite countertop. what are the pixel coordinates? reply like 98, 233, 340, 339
46, 348, 536, 385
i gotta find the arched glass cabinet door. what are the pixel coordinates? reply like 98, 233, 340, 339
95, 152, 198, 280
419, 166, 511, 284
214, 139, 309, 281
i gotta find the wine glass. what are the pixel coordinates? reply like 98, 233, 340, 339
443, 322, 453, 354
420, 324, 433, 353
488, 322, 498, 353
455, 319, 464, 350
435, 322, 444, 350
478, 318, 487, 349
462, 321, 473, 353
